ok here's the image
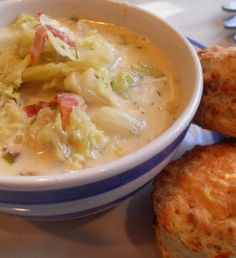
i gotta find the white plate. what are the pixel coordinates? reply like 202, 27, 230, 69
0, 41, 223, 258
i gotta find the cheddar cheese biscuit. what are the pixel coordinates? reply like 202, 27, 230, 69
153, 143, 236, 258
194, 46, 236, 136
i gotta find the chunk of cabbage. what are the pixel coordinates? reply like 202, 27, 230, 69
15, 30, 34, 58
39, 13, 75, 40
15, 13, 38, 28
0, 82, 19, 100
29, 106, 107, 167
78, 32, 118, 68
111, 69, 140, 97
14, 14, 38, 58
47, 31, 79, 61
66, 107, 107, 161
131, 62, 164, 77
92, 106, 146, 137
64, 68, 119, 106
0, 51, 30, 89
35, 113, 71, 162
22, 60, 90, 82
39, 14, 79, 61
111, 62, 164, 97
0, 28, 17, 50
0, 99, 26, 145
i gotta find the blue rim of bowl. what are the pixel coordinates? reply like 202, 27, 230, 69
187, 37, 206, 49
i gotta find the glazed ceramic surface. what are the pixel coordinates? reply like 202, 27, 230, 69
0, 0, 202, 219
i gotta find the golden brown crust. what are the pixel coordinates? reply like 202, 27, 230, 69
153, 143, 236, 257
194, 46, 236, 137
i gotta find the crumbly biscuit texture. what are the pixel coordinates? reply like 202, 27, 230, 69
153, 143, 236, 258
194, 46, 236, 136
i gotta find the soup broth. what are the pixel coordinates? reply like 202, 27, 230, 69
0, 13, 179, 175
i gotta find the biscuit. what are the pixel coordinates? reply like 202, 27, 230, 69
194, 46, 236, 136
153, 142, 236, 258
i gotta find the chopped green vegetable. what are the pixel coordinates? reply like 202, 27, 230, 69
69, 16, 79, 23
2, 152, 16, 164
111, 69, 139, 97
131, 62, 163, 77
50, 102, 58, 110
111, 62, 164, 97
15, 13, 38, 28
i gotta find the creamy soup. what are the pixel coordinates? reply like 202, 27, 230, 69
0, 13, 179, 175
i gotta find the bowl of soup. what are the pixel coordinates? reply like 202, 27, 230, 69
0, 0, 202, 219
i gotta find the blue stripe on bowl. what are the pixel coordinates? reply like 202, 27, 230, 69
212, 131, 224, 143
1, 178, 153, 221
186, 37, 206, 50
0, 128, 188, 205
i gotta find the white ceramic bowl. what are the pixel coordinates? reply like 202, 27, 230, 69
0, 0, 202, 220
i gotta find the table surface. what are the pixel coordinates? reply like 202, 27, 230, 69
0, 1, 234, 258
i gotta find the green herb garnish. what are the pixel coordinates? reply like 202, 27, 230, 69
2, 152, 16, 165
74, 48, 79, 59
69, 16, 79, 23
49, 102, 58, 110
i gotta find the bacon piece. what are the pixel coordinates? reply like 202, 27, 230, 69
56, 93, 86, 129
0, 147, 8, 152
30, 13, 76, 64
24, 101, 51, 117
24, 94, 86, 129
30, 25, 48, 65
45, 25, 76, 47
36, 10, 45, 17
